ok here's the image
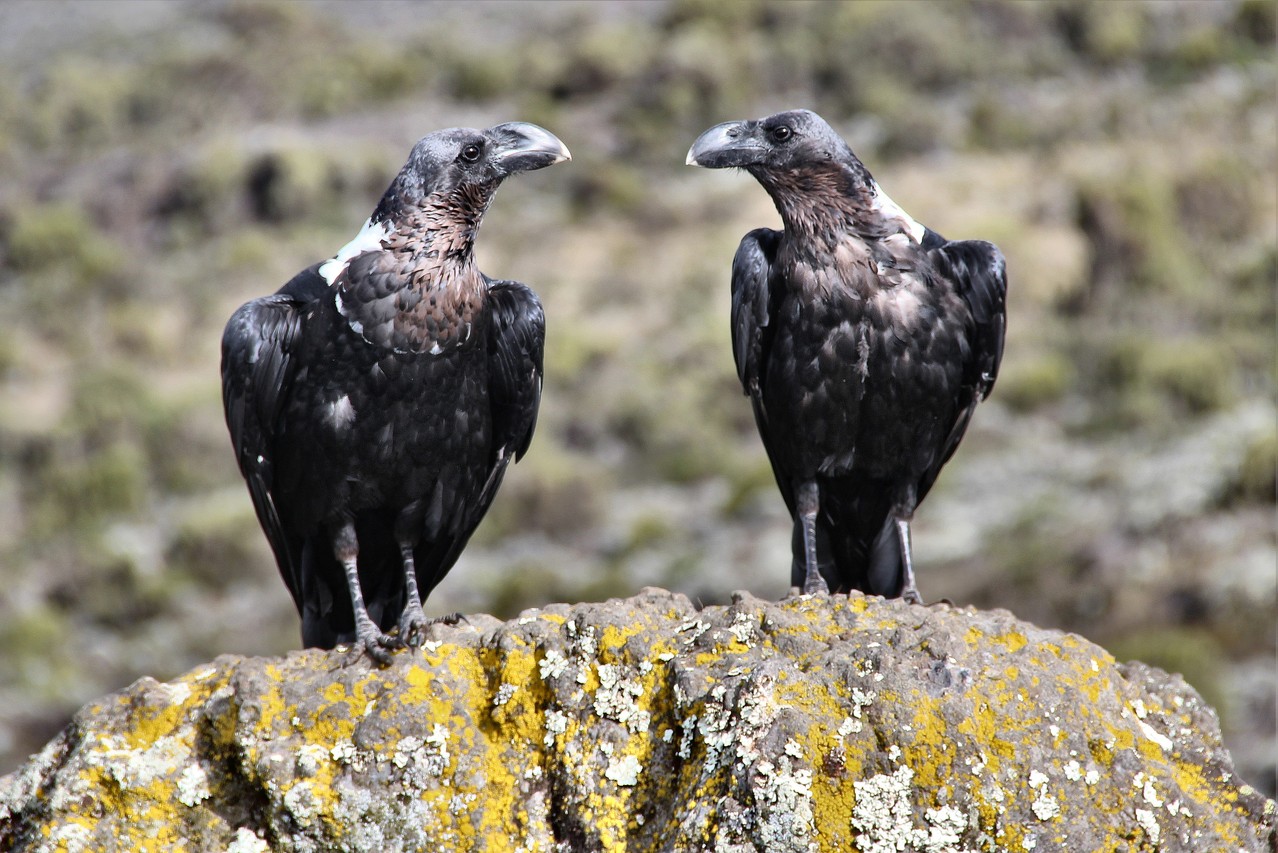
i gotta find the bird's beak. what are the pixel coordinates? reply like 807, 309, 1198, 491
489, 122, 572, 175
686, 120, 764, 169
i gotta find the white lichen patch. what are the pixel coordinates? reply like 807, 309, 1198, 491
851, 764, 972, 853
282, 781, 318, 827
728, 612, 756, 645
544, 709, 569, 747
604, 753, 643, 787
493, 683, 518, 707
539, 649, 569, 680
678, 618, 711, 646
594, 664, 649, 733
1135, 807, 1162, 845
296, 744, 329, 778
449, 792, 476, 815
176, 763, 210, 807
1135, 772, 1165, 808
1028, 771, 1060, 821
1063, 760, 1082, 782
922, 805, 969, 851
390, 725, 451, 789
98, 733, 189, 790
1137, 718, 1173, 752
753, 757, 817, 853
838, 688, 877, 738
225, 827, 270, 853
679, 714, 698, 760
330, 739, 370, 770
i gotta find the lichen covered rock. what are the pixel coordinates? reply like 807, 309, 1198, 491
1, 589, 1272, 852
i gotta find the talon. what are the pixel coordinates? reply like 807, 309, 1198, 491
345, 624, 397, 666
901, 587, 924, 606
398, 603, 429, 647
803, 574, 830, 596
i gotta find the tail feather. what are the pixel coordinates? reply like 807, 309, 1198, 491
866, 518, 904, 597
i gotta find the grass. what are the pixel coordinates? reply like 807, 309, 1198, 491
0, 0, 1272, 789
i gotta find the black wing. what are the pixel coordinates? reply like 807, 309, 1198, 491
485, 279, 546, 470
730, 228, 798, 515
918, 239, 1008, 494
412, 278, 545, 597
220, 263, 326, 613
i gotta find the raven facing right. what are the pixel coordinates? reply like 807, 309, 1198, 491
222, 122, 569, 662
688, 110, 1007, 603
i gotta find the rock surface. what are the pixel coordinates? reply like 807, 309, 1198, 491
1, 589, 1273, 852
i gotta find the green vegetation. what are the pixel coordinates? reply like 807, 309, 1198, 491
0, 0, 1272, 791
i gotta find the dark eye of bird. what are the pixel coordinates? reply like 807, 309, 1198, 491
460, 143, 482, 163
771, 125, 792, 143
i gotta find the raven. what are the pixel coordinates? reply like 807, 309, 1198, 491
687, 109, 1006, 602
222, 122, 569, 662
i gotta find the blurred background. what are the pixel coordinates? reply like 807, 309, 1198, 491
0, 0, 1272, 793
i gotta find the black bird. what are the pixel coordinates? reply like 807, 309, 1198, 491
687, 110, 1006, 602
221, 122, 569, 662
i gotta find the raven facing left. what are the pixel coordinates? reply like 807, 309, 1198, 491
688, 110, 1006, 604
221, 123, 569, 663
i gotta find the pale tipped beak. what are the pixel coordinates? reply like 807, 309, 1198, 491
490, 122, 571, 174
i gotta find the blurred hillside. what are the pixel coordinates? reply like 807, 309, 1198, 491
0, 0, 1273, 792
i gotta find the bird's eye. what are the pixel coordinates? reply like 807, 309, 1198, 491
771, 125, 793, 143
460, 143, 482, 163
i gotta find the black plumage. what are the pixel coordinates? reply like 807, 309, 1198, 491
221, 123, 569, 661
687, 109, 1007, 602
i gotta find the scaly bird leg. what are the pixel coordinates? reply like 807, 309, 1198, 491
895, 517, 924, 605
397, 542, 428, 647
796, 481, 829, 595
332, 522, 396, 665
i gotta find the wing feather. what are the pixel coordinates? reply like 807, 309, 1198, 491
412, 278, 545, 598
917, 239, 1008, 496
730, 229, 798, 515
220, 264, 325, 611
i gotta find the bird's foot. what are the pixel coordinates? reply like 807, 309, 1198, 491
901, 585, 925, 606
397, 601, 429, 647
350, 624, 398, 667
803, 570, 831, 596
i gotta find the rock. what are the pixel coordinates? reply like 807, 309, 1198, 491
1, 589, 1273, 852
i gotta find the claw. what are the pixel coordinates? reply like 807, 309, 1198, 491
803, 569, 830, 596
397, 601, 429, 647
348, 625, 397, 667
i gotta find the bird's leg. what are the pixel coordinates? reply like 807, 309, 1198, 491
796, 481, 829, 595
332, 522, 396, 665
895, 518, 924, 605
397, 542, 428, 647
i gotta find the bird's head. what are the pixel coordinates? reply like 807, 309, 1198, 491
379, 122, 571, 216
686, 109, 852, 174
687, 109, 889, 238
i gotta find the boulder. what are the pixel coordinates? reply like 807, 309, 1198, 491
1, 589, 1273, 852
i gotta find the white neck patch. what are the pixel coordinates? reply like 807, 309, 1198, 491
869, 184, 925, 244
318, 218, 391, 285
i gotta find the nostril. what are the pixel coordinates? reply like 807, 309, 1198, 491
727, 127, 740, 138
